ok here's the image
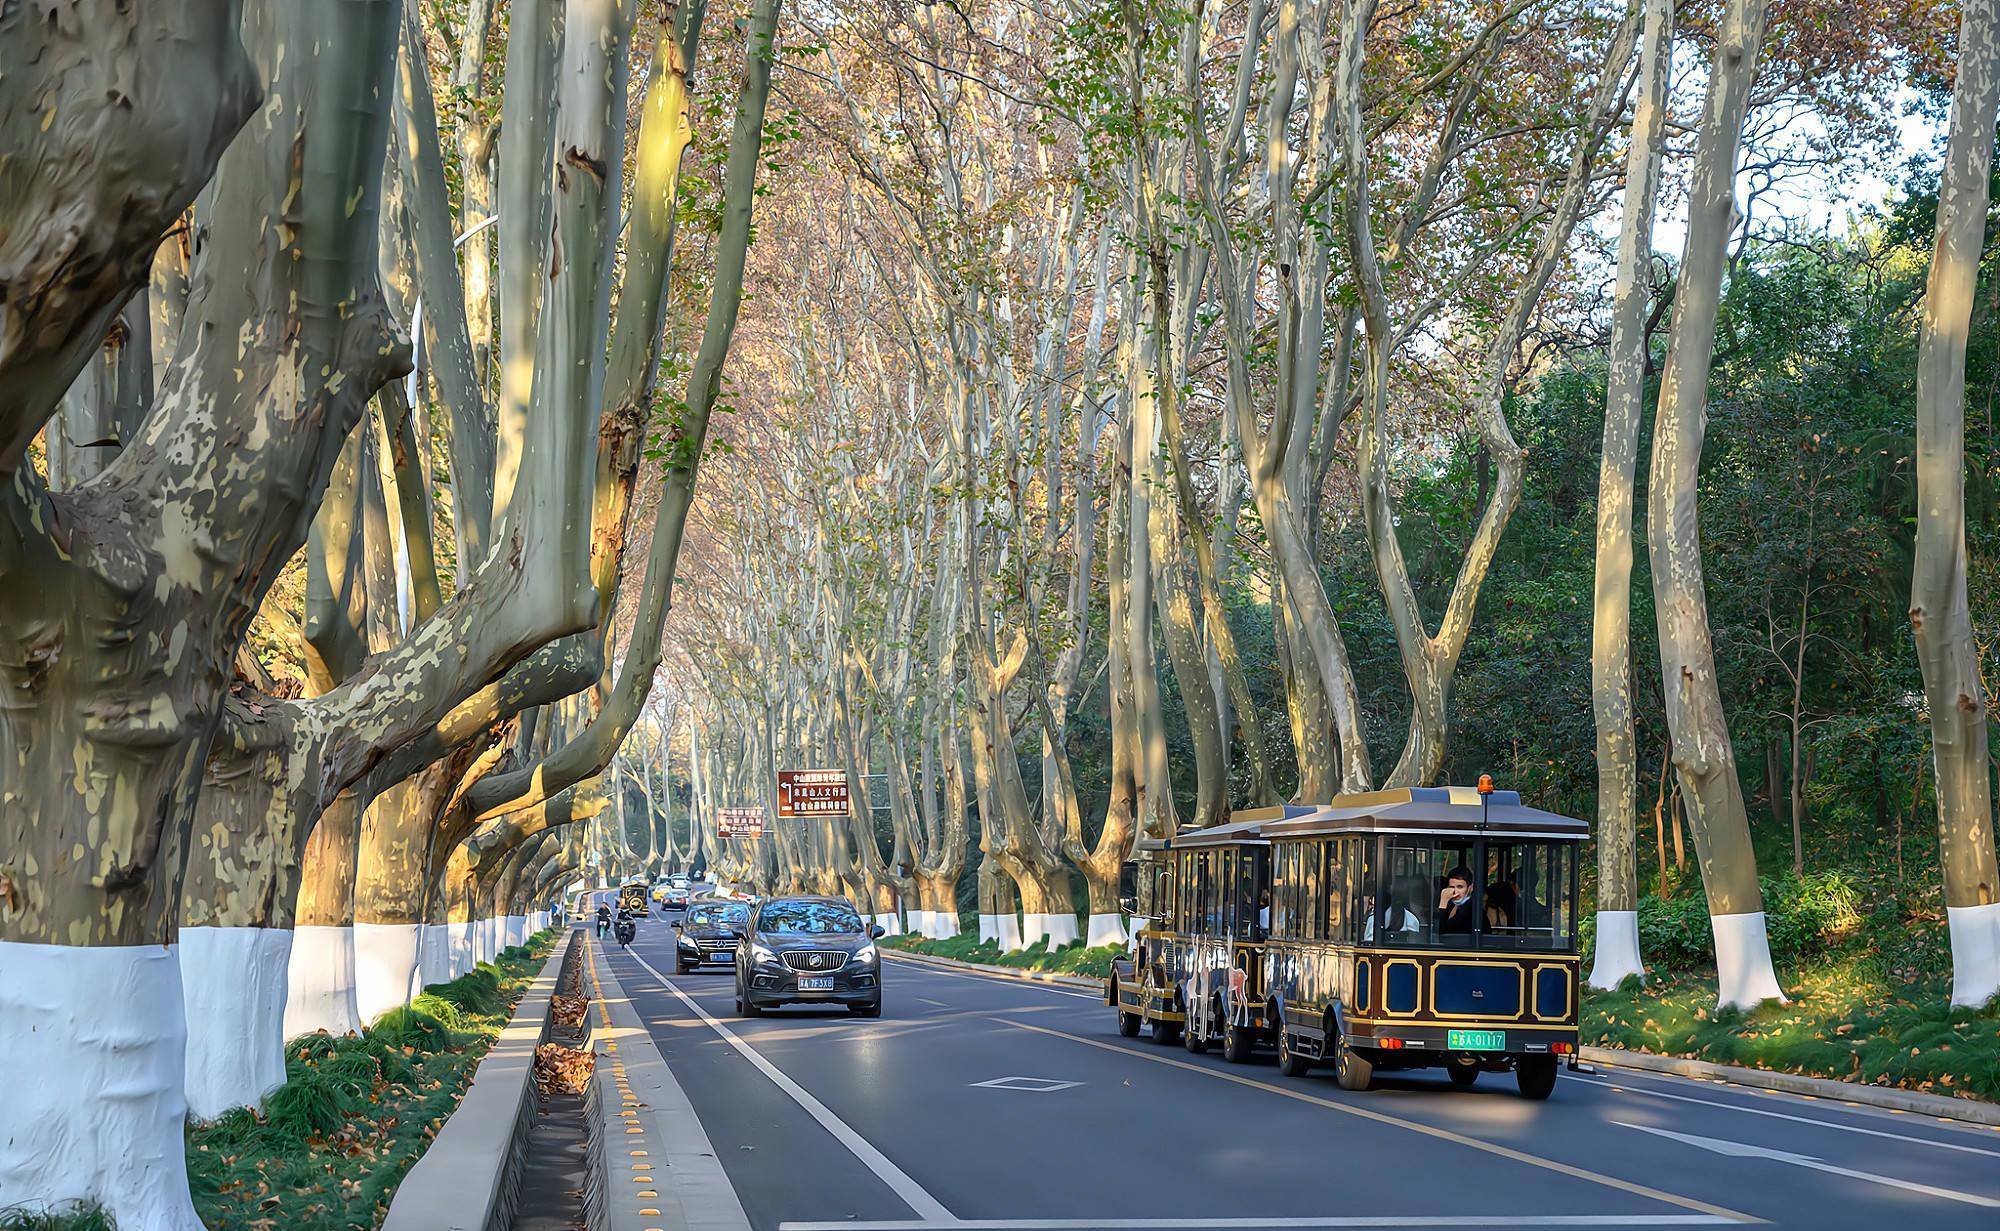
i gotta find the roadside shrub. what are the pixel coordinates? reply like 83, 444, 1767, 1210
263, 1068, 346, 1140
429, 965, 505, 1017
369, 1004, 452, 1052
0, 1204, 115, 1231
1585, 869, 1865, 972
408, 993, 467, 1032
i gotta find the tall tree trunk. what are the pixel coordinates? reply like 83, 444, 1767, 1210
1911, 0, 2000, 1008
1645, 0, 1782, 1012
1588, 0, 1672, 992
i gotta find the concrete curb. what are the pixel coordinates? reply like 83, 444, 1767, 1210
1580, 1045, 2000, 1128
382, 929, 571, 1231
583, 930, 753, 1231
882, 945, 1107, 993
886, 947, 2000, 1129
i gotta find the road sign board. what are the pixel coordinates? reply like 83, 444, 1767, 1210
718, 807, 766, 839
777, 769, 849, 817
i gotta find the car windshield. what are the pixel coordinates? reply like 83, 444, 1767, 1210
758, 900, 865, 935
688, 904, 747, 928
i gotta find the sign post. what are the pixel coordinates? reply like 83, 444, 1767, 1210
718, 807, 766, 840
777, 769, 850, 817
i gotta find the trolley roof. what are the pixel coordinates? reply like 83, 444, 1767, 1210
1147, 788, 1588, 849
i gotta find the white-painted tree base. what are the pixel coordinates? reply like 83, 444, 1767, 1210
448, 921, 475, 978
1586, 909, 1646, 990
0, 941, 205, 1230
418, 924, 451, 990
505, 915, 527, 950
284, 924, 361, 1039
1084, 913, 1127, 948
914, 909, 958, 939
180, 926, 292, 1120
1711, 910, 1787, 1009
996, 913, 1024, 952
978, 912, 1000, 944
1946, 901, 2000, 1007
353, 922, 423, 1025
1023, 912, 1078, 949
1126, 916, 1151, 950
872, 912, 903, 936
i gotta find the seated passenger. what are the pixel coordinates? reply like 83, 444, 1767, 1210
1437, 867, 1478, 934
1361, 893, 1420, 941
1485, 880, 1519, 930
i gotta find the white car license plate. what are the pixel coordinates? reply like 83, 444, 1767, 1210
798, 975, 834, 991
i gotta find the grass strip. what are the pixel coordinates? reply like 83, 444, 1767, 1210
883, 921, 1122, 980
187, 931, 558, 1230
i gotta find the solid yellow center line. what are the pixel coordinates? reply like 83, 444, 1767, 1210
997, 1019, 1761, 1226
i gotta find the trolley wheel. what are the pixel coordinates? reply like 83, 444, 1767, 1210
1182, 1008, 1209, 1054
1221, 1007, 1254, 1064
1145, 979, 1180, 1044
1515, 1056, 1558, 1100
1117, 1009, 1142, 1037
1276, 1022, 1313, 1078
1448, 1060, 1480, 1087
1333, 1039, 1374, 1092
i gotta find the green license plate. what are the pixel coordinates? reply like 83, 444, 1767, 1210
1447, 1029, 1507, 1051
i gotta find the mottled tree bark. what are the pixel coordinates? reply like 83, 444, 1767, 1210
1645, 0, 1784, 1009
1588, 0, 1674, 992
1911, 0, 2000, 1008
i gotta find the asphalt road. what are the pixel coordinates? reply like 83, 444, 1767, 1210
593, 908, 2000, 1231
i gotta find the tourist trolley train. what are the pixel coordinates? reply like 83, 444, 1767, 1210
1108, 782, 1585, 1098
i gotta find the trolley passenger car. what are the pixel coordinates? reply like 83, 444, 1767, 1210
1108, 783, 1585, 1099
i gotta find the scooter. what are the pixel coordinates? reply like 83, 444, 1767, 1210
614, 914, 637, 946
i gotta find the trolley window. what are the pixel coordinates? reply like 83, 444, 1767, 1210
1479, 840, 1577, 951
1366, 836, 1576, 951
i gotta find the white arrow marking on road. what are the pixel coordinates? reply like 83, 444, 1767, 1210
1614, 1121, 2000, 1208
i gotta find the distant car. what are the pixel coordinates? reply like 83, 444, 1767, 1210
659, 882, 691, 909
674, 899, 751, 973
735, 896, 885, 1018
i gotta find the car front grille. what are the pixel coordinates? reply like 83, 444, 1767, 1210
781, 949, 846, 973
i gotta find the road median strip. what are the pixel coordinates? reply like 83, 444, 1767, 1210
380, 930, 573, 1231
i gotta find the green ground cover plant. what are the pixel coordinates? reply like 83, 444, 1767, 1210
1584, 960, 2000, 1103
186, 932, 557, 1230
1581, 857, 2000, 1105
882, 923, 1122, 980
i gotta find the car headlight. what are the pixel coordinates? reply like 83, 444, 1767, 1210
750, 942, 780, 965
854, 943, 878, 964
678, 934, 698, 949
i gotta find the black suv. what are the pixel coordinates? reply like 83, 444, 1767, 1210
735, 896, 885, 1017
673, 899, 750, 973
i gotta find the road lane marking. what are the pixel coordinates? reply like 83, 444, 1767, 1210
778, 1217, 1737, 1229
621, 946, 960, 1225
1574, 1075, 2000, 1159
999, 1020, 1758, 1225
1615, 1122, 2000, 1208
967, 1076, 1083, 1092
